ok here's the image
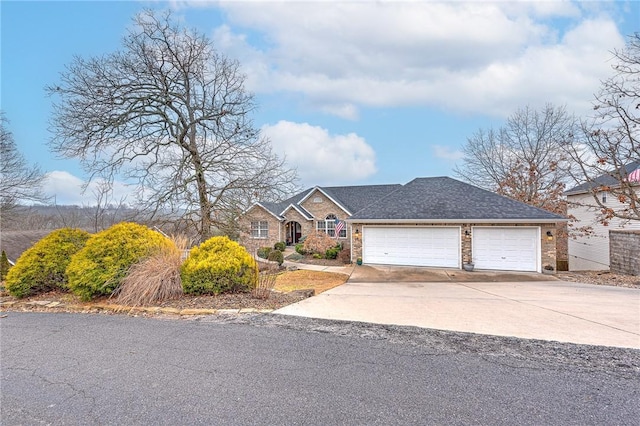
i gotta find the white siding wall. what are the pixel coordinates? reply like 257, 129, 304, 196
567, 192, 640, 271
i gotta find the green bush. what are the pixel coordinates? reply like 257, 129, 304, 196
295, 243, 306, 255
274, 241, 286, 252
66, 222, 173, 301
257, 246, 272, 259
267, 250, 284, 265
325, 247, 340, 259
0, 250, 10, 281
5, 228, 91, 298
181, 236, 257, 295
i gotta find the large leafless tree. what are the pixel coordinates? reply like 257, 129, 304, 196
454, 104, 577, 216
47, 10, 297, 242
0, 113, 48, 218
563, 34, 640, 224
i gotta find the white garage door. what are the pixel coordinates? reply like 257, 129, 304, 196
363, 227, 460, 267
473, 227, 539, 272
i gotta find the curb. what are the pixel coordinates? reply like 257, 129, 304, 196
0, 300, 274, 316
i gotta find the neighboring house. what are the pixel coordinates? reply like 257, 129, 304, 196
565, 162, 640, 271
240, 177, 565, 273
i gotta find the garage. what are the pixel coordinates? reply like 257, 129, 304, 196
363, 227, 460, 267
472, 227, 539, 272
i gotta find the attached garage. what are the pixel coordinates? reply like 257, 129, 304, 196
363, 227, 460, 267
472, 227, 539, 272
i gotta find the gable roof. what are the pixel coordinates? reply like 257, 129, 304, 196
254, 184, 402, 221
349, 177, 565, 223
564, 161, 640, 196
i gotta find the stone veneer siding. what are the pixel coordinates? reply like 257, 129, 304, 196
349, 222, 557, 273
609, 230, 640, 276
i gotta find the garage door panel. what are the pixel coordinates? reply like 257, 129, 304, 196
473, 228, 538, 272
363, 227, 459, 268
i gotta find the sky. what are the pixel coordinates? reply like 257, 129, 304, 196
1, 0, 639, 205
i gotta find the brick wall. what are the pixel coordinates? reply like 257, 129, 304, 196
238, 206, 282, 251
609, 230, 640, 276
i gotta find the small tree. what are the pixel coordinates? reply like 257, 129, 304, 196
0, 250, 11, 281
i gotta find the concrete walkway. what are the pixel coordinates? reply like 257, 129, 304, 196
277, 263, 640, 349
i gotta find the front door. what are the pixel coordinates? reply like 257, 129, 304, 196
286, 221, 302, 245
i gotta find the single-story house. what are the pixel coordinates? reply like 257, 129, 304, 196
564, 162, 640, 271
239, 177, 565, 273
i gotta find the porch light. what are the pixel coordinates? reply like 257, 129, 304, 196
464, 230, 470, 237
546, 231, 553, 241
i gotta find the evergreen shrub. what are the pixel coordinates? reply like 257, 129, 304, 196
181, 236, 257, 295
5, 228, 90, 298
66, 222, 172, 301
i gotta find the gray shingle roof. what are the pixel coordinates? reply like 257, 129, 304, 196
257, 184, 401, 220
349, 177, 564, 222
564, 161, 640, 195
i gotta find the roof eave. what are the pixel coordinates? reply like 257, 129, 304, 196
280, 203, 314, 220
298, 187, 352, 216
347, 218, 566, 224
245, 203, 284, 221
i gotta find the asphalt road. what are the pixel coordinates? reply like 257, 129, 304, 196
1, 312, 639, 425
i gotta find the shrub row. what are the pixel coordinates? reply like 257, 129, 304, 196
5, 224, 258, 300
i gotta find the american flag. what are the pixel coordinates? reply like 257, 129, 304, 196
628, 167, 640, 183
334, 218, 344, 238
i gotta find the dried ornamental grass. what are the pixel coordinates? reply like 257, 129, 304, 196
253, 262, 280, 299
113, 235, 188, 306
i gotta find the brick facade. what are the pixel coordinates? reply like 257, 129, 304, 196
240, 189, 352, 251
609, 230, 640, 276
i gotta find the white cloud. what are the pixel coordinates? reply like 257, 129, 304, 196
432, 145, 465, 162
44, 171, 135, 206
208, 1, 625, 118
261, 121, 376, 187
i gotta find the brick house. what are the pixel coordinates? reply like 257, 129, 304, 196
240, 177, 565, 273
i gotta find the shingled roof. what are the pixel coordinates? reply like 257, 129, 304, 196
564, 161, 640, 195
348, 177, 565, 222
256, 184, 402, 219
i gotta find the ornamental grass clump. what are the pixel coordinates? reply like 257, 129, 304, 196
113, 235, 187, 306
253, 262, 280, 300
66, 222, 173, 301
5, 228, 91, 298
181, 236, 258, 295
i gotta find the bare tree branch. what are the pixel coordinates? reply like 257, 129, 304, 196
47, 10, 297, 242
562, 33, 640, 224
0, 113, 49, 222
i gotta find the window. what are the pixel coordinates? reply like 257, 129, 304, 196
316, 214, 346, 238
602, 192, 607, 203
251, 221, 268, 239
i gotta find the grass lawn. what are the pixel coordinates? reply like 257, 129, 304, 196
274, 270, 349, 294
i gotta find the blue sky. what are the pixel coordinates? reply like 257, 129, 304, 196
2, 0, 638, 205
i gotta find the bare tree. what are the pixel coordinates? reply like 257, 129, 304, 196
563, 34, 640, 224
47, 10, 297, 242
0, 113, 48, 222
454, 104, 577, 216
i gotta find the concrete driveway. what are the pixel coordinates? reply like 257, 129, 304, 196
276, 265, 640, 349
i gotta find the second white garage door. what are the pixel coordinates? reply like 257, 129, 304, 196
363, 227, 460, 267
472, 227, 539, 272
